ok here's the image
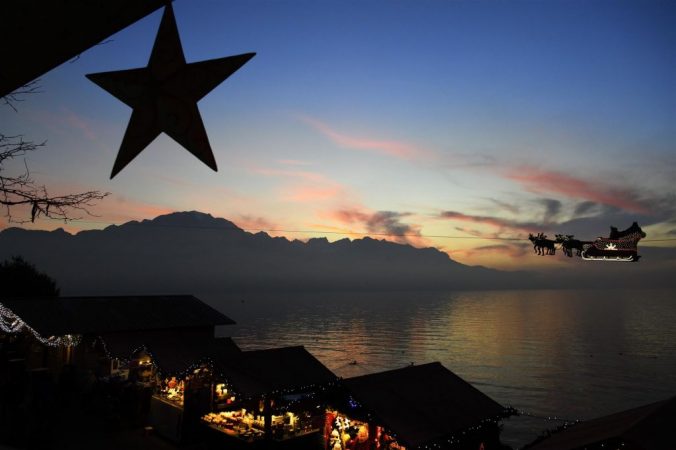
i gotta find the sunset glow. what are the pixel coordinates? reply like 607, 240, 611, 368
1, 0, 674, 272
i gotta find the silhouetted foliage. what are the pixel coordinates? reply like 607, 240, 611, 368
0, 256, 60, 297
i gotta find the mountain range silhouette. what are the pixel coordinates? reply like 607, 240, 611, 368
0, 211, 528, 295
3, 211, 674, 295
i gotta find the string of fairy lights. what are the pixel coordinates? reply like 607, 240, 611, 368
0, 302, 81, 347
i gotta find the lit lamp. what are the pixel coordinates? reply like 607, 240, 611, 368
215, 383, 228, 399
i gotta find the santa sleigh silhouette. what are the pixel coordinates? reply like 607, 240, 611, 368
530, 222, 646, 262
580, 222, 646, 262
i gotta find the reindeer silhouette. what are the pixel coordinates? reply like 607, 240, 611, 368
555, 234, 586, 257
529, 233, 556, 256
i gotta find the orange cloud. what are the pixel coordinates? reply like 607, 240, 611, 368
446, 242, 541, 270
453, 243, 529, 259
504, 166, 650, 214
300, 115, 432, 161
307, 223, 360, 236
98, 195, 174, 224
234, 214, 291, 238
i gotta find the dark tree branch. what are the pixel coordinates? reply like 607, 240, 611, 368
2, 80, 42, 112
0, 134, 109, 224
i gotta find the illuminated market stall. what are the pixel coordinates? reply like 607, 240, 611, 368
98, 332, 242, 442
202, 346, 338, 448
0, 295, 238, 442
325, 363, 512, 450
324, 412, 406, 450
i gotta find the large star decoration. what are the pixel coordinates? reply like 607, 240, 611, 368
86, 4, 255, 178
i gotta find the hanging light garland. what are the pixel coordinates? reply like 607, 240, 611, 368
0, 302, 81, 347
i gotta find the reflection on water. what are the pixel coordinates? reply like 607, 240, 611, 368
206, 289, 676, 448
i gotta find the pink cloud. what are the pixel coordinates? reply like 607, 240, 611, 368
251, 166, 347, 203
329, 208, 373, 224
152, 173, 201, 189
284, 186, 343, 202
325, 207, 428, 246
62, 108, 97, 140
251, 167, 328, 183
440, 211, 541, 234
504, 166, 650, 214
29, 107, 97, 141
300, 115, 433, 161
235, 214, 283, 236
277, 159, 314, 166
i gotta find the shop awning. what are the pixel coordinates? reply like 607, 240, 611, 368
342, 362, 507, 448
218, 346, 338, 397
526, 396, 676, 450
100, 331, 241, 376
0, 295, 235, 336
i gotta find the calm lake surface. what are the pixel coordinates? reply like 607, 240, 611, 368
207, 289, 676, 449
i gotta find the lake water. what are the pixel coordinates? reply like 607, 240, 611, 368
207, 289, 676, 449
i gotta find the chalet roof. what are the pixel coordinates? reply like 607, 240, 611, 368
343, 362, 506, 448
0, 295, 235, 336
100, 332, 241, 375
526, 396, 676, 450
219, 346, 337, 397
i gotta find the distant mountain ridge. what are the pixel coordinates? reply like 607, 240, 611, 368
0, 211, 526, 295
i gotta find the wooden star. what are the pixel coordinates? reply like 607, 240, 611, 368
86, 4, 255, 178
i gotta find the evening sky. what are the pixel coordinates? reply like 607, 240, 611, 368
1, 0, 674, 271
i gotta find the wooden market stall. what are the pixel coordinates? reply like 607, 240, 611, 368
0, 295, 237, 441
202, 345, 338, 448
0, 295, 235, 376
97, 330, 242, 442
325, 362, 511, 450
524, 396, 676, 450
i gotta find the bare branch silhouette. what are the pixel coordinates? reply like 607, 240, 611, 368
2, 80, 42, 112
1, 85, 109, 223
